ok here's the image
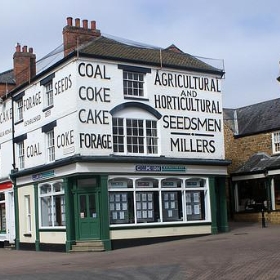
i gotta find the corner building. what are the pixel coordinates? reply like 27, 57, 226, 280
10, 17, 229, 252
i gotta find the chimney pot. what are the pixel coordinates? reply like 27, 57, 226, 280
22, 46, 27, 52
83, 19, 88, 29
75, 18, 80, 27
29, 47, 33, 53
16, 43, 21, 52
67, 17, 73, 26
91, 20, 96, 30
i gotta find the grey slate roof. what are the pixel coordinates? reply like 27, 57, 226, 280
224, 98, 280, 137
0, 69, 15, 85
78, 36, 224, 75
232, 152, 280, 175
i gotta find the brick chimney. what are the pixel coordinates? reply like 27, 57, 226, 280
63, 17, 101, 57
13, 43, 36, 86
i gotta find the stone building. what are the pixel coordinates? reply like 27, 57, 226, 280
224, 99, 280, 223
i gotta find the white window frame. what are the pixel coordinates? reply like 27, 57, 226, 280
113, 117, 158, 155
16, 98, 23, 122
272, 131, 280, 154
18, 142, 25, 169
45, 81, 54, 107
108, 177, 210, 227
123, 71, 145, 98
39, 181, 65, 229
46, 130, 55, 162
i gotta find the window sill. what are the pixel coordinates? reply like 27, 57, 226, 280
124, 96, 149, 101
42, 105, 54, 112
15, 119, 23, 125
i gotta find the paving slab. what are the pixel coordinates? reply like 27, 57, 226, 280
0, 222, 279, 279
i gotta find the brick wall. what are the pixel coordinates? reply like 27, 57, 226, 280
224, 121, 272, 173
234, 212, 280, 224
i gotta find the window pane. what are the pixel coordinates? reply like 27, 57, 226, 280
41, 196, 51, 226
109, 192, 134, 224
162, 191, 182, 222
186, 191, 205, 221
136, 191, 158, 223
39, 181, 65, 228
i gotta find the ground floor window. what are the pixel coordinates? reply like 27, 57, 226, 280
108, 177, 209, 225
235, 179, 268, 212
0, 193, 6, 232
39, 180, 65, 228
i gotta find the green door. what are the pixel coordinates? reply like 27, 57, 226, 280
78, 192, 100, 240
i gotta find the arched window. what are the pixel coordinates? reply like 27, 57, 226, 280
111, 103, 161, 155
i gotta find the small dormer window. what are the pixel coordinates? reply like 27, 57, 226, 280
272, 131, 280, 154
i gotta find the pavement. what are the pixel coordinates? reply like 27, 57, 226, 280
0, 221, 279, 279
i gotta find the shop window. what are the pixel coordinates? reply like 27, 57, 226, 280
39, 181, 65, 228
161, 179, 182, 222
108, 177, 209, 226
272, 131, 280, 154
274, 177, 280, 210
185, 179, 206, 221
236, 179, 267, 212
0, 193, 6, 233
112, 118, 158, 155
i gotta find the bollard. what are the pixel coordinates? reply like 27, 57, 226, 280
261, 208, 266, 228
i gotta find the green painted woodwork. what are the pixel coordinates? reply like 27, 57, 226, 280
99, 175, 111, 250
209, 177, 218, 234
14, 183, 19, 250
34, 184, 40, 251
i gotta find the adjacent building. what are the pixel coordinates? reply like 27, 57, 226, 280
0, 17, 229, 251
224, 99, 280, 223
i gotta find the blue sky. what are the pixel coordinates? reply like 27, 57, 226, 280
1, 0, 280, 108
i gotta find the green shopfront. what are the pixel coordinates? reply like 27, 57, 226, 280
12, 158, 229, 252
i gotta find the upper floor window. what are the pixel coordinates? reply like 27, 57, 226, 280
272, 131, 280, 154
123, 71, 144, 97
42, 120, 57, 163
18, 141, 25, 169
13, 91, 25, 123
113, 117, 158, 155
17, 99, 23, 121
45, 81, 53, 107
40, 73, 55, 109
118, 65, 151, 99
14, 133, 27, 169
46, 130, 55, 162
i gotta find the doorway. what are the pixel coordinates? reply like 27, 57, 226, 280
75, 179, 100, 240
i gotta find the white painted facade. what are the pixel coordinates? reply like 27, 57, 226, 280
3, 31, 228, 251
